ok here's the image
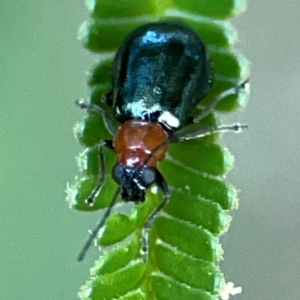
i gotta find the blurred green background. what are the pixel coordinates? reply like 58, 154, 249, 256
1, 1, 299, 300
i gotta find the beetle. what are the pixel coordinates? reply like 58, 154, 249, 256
76, 21, 248, 261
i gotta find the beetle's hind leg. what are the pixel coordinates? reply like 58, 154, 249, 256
193, 78, 250, 123
170, 79, 249, 143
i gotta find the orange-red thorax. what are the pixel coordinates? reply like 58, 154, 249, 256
113, 120, 168, 168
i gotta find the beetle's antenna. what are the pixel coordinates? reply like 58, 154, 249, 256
143, 139, 169, 166
77, 186, 121, 261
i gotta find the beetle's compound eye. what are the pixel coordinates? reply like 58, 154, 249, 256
140, 167, 156, 188
112, 163, 124, 184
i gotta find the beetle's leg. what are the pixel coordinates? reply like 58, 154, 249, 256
141, 170, 170, 261
85, 140, 114, 206
170, 123, 247, 143
193, 78, 249, 123
76, 99, 118, 135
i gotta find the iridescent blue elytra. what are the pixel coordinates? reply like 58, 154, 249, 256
108, 21, 214, 131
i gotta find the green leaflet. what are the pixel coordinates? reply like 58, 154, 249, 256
67, 1, 249, 299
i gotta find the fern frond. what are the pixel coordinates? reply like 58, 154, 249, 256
67, 1, 250, 299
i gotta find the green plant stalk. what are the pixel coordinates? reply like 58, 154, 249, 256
67, 1, 250, 299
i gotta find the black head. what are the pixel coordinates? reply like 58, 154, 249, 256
112, 163, 156, 203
